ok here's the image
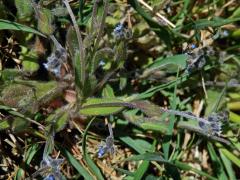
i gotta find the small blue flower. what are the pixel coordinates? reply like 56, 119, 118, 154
32, 155, 64, 179
43, 63, 49, 69
44, 174, 55, 180
99, 59, 106, 66
114, 23, 124, 33
221, 30, 229, 37
191, 44, 196, 49
98, 145, 106, 158
97, 124, 115, 158
44, 45, 67, 78
113, 23, 125, 39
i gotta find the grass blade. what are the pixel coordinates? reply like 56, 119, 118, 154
59, 147, 93, 180
219, 150, 237, 180
82, 118, 104, 180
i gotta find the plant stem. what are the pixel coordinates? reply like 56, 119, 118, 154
160, 108, 210, 125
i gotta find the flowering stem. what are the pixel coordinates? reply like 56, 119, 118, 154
49, 35, 62, 49
159, 108, 210, 125
107, 123, 113, 137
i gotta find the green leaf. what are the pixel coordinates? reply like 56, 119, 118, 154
0, 105, 33, 131
82, 118, 104, 180
21, 51, 40, 73
141, 54, 187, 78
123, 111, 169, 133
74, 51, 82, 90
11, 117, 30, 132
83, 75, 97, 97
37, 8, 54, 35
228, 102, 240, 111
45, 110, 69, 132
133, 100, 163, 117
205, 88, 226, 115
114, 167, 135, 177
79, 98, 126, 116
15, 0, 33, 20
0, 19, 46, 37
119, 77, 127, 90
102, 84, 115, 98
207, 143, 228, 179
123, 152, 168, 163
59, 147, 93, 180
133, 140, 156, 179
230, 7, 240, 18
163, 69, 179, 159
121, 151, 216, 179
0, 69, 21, 82
15, 143, 40, 179
148, 54, 187, 70
173, 160, 217, 180
0, 80, 66, 114
128, 0, 171, 46
0, 83, 36, 111
51, 6, 68, 17
0, 120, 10, 130
119, 137, 152, 154
66, 26, 79, 59
220, 148, 240, 168
181, 17, 240, 30
219, 150, 237, 180
134, 161, 149, 179
229, 111, 240, 124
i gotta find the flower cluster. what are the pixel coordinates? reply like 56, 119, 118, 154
43, 36, 67, 77
97, 123, 115, 158
198, 111, 229, 136
185, 45, 215, 73
185, 48, 206, 73
113, 23, 125, 39
43, 46, 67, 77
98, 136, 115, 158
31, 155, 64, 180
41, 155, 64, 180
113, 23, 132, 40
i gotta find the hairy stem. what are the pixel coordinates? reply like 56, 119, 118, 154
159, 108, 210, 125
107, 123, 113, 137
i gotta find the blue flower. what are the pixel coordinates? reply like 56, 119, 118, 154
97, 124, 115, 158
44, 174, 55, 180
98, 144, 107, 158
32, 155, 64, 179
44, 45, 67, 77
190, 44, 196, 49
97, 136, 115, 158
113, 23, 125, 39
